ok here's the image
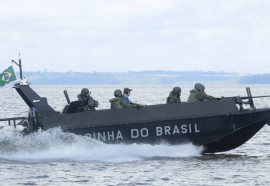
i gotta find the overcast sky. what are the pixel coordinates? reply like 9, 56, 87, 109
0, 0, 270, 74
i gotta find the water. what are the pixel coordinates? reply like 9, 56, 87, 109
1, 85, 270, 185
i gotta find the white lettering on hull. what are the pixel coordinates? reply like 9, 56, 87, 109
86, 130, 123, 141
131, 128, 149, 138
86, 123, 200, 142
156, 127, 162, 136
156, 124, 200, 136
181, 125, 187, 134
116, 130, 123, 140
173, 125, 180, 134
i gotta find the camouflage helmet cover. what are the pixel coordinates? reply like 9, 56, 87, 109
114, 89, 122, 97
81, 88, 90, 96
195, 83, 205, 91
172, 87, 181, 95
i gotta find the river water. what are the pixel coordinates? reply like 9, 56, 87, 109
0, 85, 270, 186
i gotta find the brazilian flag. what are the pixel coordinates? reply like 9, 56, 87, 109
0, 66, 17, 87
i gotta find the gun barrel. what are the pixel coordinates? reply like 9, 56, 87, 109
241, 95, 270, 99
220, 95, 270, 100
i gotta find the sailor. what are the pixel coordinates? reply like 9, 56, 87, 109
122, 88, 142, 106
166, 87, 181, 104
188, 83, 216, 102
77, 88, 98, 111
110, 89, 137, 110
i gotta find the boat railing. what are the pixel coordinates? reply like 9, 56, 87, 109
0, 116, 28, 129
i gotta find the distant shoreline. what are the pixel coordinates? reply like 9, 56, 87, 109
15, 71, 270, 85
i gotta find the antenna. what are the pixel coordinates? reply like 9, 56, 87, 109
11, 53, 23, 80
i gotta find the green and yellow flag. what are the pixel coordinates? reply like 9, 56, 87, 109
0, 66, 17, 87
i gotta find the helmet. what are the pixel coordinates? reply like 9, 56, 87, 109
114, 89, 122, 97
195, 83, 204, 91
172, 87, 181, 95
81, 88, 90, 96
194, 83, 201, 90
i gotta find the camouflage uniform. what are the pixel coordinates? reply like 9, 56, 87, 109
187, 83, 216, 102
110, 89, 137, 110
77, 88, 97, 111
109, 97, 137, 110
166, 87, 181, 104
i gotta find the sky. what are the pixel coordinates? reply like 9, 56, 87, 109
0, 0, 270, 74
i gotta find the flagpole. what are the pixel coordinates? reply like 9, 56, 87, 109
12, 54, 23, 80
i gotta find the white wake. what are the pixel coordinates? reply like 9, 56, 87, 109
0, 128, 202, 163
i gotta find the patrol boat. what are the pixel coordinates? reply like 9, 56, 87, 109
1, 64, 270, 153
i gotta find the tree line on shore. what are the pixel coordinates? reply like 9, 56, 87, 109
18, 71, 270, 85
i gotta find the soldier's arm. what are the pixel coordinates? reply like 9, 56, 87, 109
120, 99, 136, 108
197, 92, 216, 101
77, 94, 82, 101
88, 97, 96, 107
167, 97, 175, 104
130, 101, 142, 106
203, 93, 216, 100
